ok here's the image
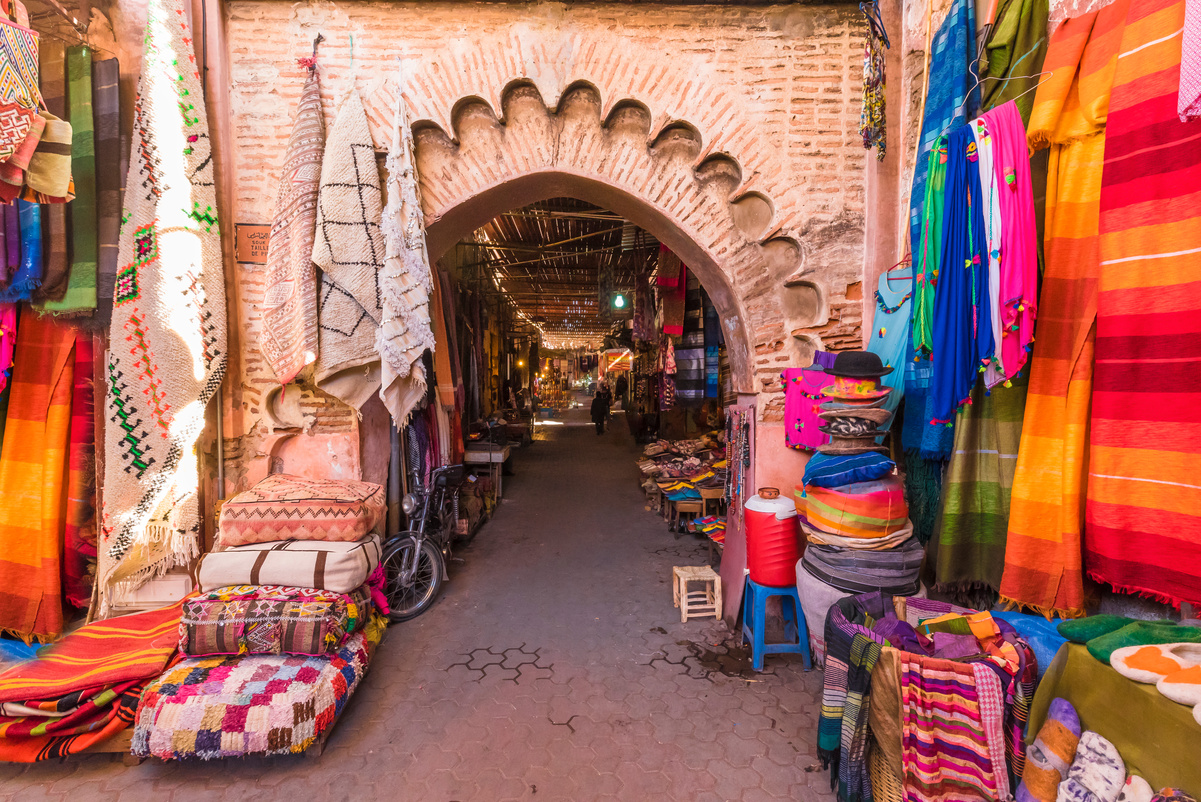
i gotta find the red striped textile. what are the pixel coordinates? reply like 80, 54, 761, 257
1086, 0, 1201, 608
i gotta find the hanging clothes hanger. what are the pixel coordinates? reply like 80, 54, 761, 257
859, 1, 890, 48
885, 256, 912, 283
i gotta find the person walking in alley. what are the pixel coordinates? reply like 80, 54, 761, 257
590, 391, 609, 435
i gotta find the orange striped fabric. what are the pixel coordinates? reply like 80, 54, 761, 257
1000, 1, 1131, 618
0, 308, 76, 642
0, 602, 182, 701
1086, 0, 1201, 608
799, 476, 910, 539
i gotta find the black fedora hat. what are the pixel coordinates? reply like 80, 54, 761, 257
826, 350, 893, 378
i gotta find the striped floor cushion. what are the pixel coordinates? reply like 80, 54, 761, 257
218, 474, 385, 547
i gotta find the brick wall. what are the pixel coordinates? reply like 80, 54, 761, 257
222, 1, 871, 482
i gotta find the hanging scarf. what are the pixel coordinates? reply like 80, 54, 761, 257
1086, 0, 1201, 609
969, 116, 1004, 387
1000, 1, 1128, 619
1181, 0, 1201, 121
860, 23, 886, 160
930, 124, 993, 425
377, 61, 436, 426
260, 64, 323, 386
979, 0, 1051, 123
90, 57, 121, 329
38, 44, 97, 316
63, 334, 96, 609
99, 0, 228, 608
0, 201, 32, 302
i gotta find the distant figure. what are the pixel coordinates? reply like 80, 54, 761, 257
590, 391, 609, 435
614, 373, 629, 409
598, 382, 613, 419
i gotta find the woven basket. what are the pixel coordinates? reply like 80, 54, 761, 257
868, 739, 904, 802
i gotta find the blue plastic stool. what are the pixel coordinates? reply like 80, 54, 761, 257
741, 578, 812, 671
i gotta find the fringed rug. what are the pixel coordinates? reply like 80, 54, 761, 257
0, 307, 74, 641
133, 620, 382, 760
261, 63, 323, 386
99, 0, 227, 609
377, 64, 434, 425
312, 89, 384, 410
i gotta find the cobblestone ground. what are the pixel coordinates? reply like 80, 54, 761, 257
0, 406, 833, 802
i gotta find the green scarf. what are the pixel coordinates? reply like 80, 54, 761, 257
979, 0, 1050, 123
912, 136, 947, 355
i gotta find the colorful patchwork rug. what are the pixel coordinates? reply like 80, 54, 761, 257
133, 618, 383, 760
377, 63, 435, 426
1086, 0, 1201, 609
260, 64, 323, 386
312, 89, 384, 411
0, 307, 74, 641
1000, 2, 1129, 618
0, 601, 182, 761
98, 0, 227, 609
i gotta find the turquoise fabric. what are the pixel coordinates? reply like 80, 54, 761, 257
867, 267, 913, 427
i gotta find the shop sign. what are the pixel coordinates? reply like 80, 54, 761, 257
235, 223, 271, 264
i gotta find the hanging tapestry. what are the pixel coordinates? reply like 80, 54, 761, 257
782, 367, 834, 451
932, 373, 1027, 601
655, 244, 681, 286
98, 0, 228, 608
38, 44, 96, 316
377, 63, 435, 426
0, 307, 74, 640
312, 89, 384, 410
674, 273, 705, 404
1000, 2, 1128, 619
260, 64, 323, 386
1087, 0, 1201, 609
979, 0, 1051, 123
703, 297, 719, 398
63, 334, 96, 609
91, 57, 121, 328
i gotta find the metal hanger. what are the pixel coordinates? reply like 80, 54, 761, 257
859, 1, 890, 49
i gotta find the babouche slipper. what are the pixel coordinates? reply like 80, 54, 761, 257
1059, 730, 1126, 802
1156, 664, 1201, 707
1017, 697, 1080, 802
1117, 776, 1155, 802
1111, 643, 1201, 684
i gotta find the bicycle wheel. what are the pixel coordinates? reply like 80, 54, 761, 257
382, 536, 445, 622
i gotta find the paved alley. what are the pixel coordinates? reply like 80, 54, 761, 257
0, 409, 832, 802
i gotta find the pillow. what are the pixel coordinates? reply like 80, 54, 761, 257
219, 474, 385, 547
800, 451, 895, 490
197, 534, 382, 594
180, 584, 373, 657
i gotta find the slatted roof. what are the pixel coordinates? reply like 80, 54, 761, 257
461, 198, 659, 347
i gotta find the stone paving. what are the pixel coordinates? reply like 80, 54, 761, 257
0, 407, 833, 802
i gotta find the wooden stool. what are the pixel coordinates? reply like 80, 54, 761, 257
672, 499, 704, 538
699, 486, 724, 516
672, 565, 722, 622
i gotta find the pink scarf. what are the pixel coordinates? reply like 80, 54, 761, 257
987, 101, 1039, 381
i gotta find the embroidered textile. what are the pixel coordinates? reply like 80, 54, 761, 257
218, 473, 385, 547
377, 64, 435, 425
98, 0, 228, 607
1087, 0, 1201, 608
0, 16, 39, 161
860, 24, 886, 160
133, 621, 382, 760
179, 584, 372, 656
866, 268, 911, 423
312, 89, 384, 410
782, 367, 834, 451
0, 307, 74, 640
1000, 3, 1128, 619
260, 65, 323, 386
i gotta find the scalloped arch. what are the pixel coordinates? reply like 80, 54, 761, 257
407, 83, 804, 394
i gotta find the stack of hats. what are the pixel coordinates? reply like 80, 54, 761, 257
792, 352, 922, 597
816, 352, 893, 455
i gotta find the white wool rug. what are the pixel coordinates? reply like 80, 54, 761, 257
378, 63, 436, 425
312, 88, 384, 409
99, 0, 228, 607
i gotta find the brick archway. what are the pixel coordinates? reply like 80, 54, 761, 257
409, 81, 806, 394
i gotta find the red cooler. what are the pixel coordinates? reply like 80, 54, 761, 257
744, 488, 801, 587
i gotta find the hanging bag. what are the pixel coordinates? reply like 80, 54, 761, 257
0, 0, 41, 161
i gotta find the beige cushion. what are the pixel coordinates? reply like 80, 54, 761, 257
198, 534, 382, 594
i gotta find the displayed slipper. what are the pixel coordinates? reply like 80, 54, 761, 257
1058, 615, 1139, 644
1151, 790, 1198, 802
1086, 621, 1201, 665
1195, 702, 1201, 729
1017, 697, 1080, 802
1059, 731, 1126, 802
1117, 776, 1155, 802
1156, 664, 1201, 707
1111, 643, 1201, 684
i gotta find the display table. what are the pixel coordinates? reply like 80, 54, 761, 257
465, 444, 512, 499
1028, 643, 1201, 791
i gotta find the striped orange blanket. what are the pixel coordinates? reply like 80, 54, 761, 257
0, 602, 182, 761
1086, 0, 1201, 608
0, 308, 76, 641
1000, 2, 1129, 618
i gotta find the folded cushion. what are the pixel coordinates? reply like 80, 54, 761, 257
180, 584, 373, 657
218, 474, 385, 547
799, 475, 909, 539
801, 538, 923, 595
799, 451, 895, 490
197, 534, 382, 594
